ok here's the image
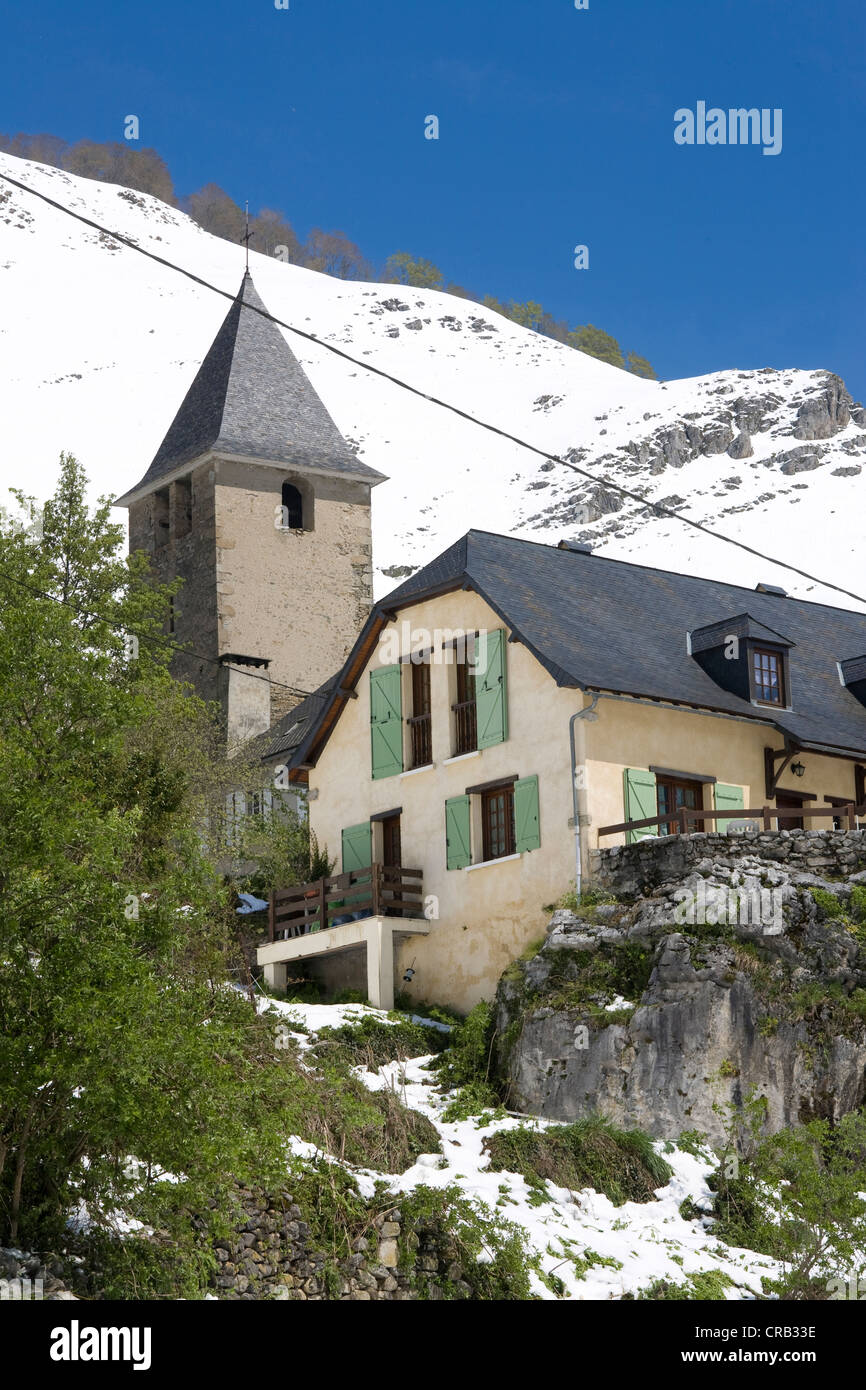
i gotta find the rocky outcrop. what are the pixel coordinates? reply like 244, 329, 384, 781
777, 444, 828, 475
495, 834, 866, 1146
727, 431, 753, 459
793, 373, 852, 439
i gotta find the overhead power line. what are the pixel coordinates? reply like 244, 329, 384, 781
1, 167, 864, 608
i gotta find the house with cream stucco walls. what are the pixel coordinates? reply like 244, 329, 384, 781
257, 529, 866, 1013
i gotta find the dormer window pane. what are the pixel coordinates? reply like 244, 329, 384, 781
753, 648, 783, 705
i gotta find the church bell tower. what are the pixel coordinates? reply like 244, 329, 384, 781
115, 271, 385, 746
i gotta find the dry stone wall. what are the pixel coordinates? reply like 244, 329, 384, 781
591, 828, 866, 898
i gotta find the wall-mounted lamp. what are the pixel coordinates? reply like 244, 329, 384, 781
791, 761, 806, 778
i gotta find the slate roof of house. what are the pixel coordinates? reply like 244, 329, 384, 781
262, 676, 340, 763
115, 272, 384, 506
273, 529, 866, 773
689, 613, 796, 655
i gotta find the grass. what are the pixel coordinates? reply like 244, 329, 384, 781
313, 1013, 451, 1070
289, 1054, 441, 1171
626, 1270, 735, 1300
441, 1081, 506, 1124
261, 1015, 441, 1172
541, 940, 654, 1021
555, 886, 621, 918
484, 1115, 673, 1207
397, 1184, 537, 1300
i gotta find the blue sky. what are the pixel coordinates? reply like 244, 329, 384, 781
2, 0, 864, 394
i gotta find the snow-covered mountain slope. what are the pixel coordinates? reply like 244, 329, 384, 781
1, 151, 864, 607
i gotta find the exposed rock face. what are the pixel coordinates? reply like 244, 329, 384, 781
793, 374, 852, 439
777, 444, 827, 475
495, 833, 866, 1147
727, 431, 753, 459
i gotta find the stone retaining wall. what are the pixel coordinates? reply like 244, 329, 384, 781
209, 1187, 471, 1301
590, 828, 866, 898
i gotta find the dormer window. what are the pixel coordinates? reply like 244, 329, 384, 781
840, 656, 866, 710
690, 612, 794, 709
752, 647, 784, 706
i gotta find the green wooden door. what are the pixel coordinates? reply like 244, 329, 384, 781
370, 664, 403, 779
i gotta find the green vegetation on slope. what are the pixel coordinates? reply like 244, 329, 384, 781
484, 1115, 673, 1207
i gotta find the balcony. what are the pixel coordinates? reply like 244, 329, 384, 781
452, 698, 477, 756
256, 864, 430, 1008
408, 712, 432, 769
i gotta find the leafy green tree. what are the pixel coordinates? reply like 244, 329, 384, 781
626, 351, 657, 380
711, 1094, 866, 1298
384, 252, 444, 290
0, 456, 306, 1250
237, 802, 334, 897
503, 300, 546, 334
481, 294, 507, 317
568, 324, 625, 370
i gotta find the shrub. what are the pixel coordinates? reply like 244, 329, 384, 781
484, 1115, 673, 1206
314, 1014, 450, 1070
709, 1101, 866, 1298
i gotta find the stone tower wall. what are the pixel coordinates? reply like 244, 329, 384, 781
213, 457, 373, 717
128, 459, 221, 705
128, 454, 374, 727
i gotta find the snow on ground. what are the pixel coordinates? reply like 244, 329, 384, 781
262, 998, 779, 1301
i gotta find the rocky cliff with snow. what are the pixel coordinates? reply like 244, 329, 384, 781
495, 830, 866, 1145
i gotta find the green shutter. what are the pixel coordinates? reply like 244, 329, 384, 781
475, 629, 507, 749
341, 822, 372, 872
514, 775, 541, 853
623, 768, 657, 843
445, 795, 471, 870
714, 783, 745, 833
370, 664, 403, 779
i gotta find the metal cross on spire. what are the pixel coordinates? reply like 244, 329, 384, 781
241, 200, 254, 270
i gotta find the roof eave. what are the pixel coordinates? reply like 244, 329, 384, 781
113, 451, 217, 509
114, 446, 386, 510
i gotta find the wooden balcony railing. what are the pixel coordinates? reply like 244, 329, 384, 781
597, 803, 866, 842
452, 699, 477, 756
268, 864, 424, 942
408, 712, 432, 768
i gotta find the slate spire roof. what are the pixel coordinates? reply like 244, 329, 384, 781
116, 271, 384, 506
